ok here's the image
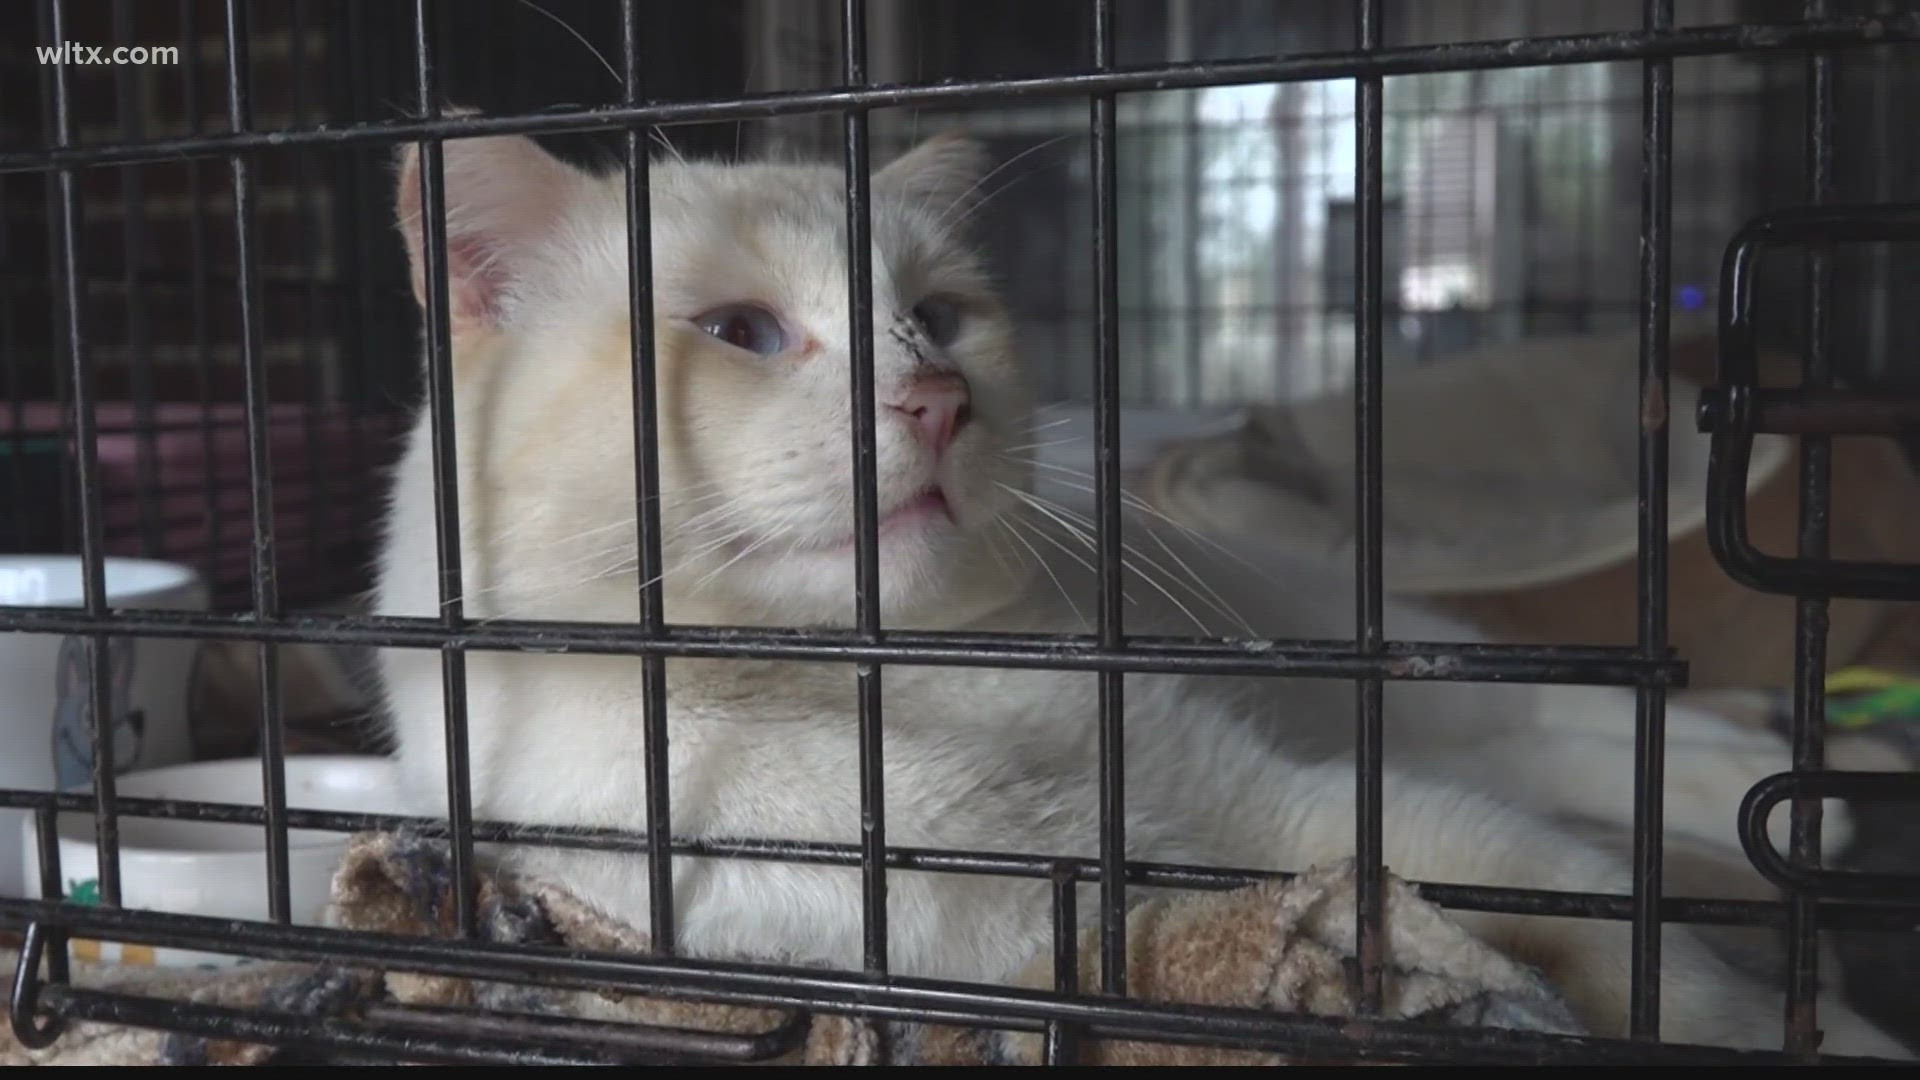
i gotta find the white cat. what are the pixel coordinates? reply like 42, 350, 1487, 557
373, 131, 1909, 1057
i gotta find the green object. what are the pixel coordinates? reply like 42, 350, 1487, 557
1826, 668, 1920, 730
66, 878, 101, 906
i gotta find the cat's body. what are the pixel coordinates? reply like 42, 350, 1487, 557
374, 132, 1909, 1056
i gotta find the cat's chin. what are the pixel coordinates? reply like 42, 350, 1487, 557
788, 526, 959, 583
724, 528, 1025, 630
782, 486, 959, 555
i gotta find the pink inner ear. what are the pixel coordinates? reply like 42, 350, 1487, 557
445, 235, 508, 327
396, 135, 578, 333
406, 225, 510, 330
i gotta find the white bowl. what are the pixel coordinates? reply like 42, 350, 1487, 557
18, 755, 399, 969
0, 553, 202, 608
0, 554, 209, 896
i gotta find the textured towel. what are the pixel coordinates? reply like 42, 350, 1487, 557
3, 831, 1581, 1065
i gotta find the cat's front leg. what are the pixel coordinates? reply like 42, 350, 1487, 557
1261, 763, 1911, 1058
1393, 685, 1855, 863
537, 846, 1056, 985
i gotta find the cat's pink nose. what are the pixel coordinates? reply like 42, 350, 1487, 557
886, 372, 971, 454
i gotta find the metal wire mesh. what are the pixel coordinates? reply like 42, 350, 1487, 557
2, 0, 1919, 1065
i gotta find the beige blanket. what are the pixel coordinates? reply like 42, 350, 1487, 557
4, 831, 1580, 1065
1138, 329, 1791, 597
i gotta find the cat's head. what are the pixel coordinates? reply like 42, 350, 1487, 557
392, 131, 1035, 628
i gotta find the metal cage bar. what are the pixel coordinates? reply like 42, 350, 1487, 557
183, 0, 224, 604
1787, 0, 1836, 1053
290, 0, 332, 576
0, 604, 1691, 683
4, 884, 1908, 1067
1046, 866, 1079, 1065
30, 0, 75, 551
5, 782, 1918, 927
340, 0, 373, 543
839, 0, 891, 981
408, 0, 479, 939
4, 16, 1920, 177
1351, 0, 1386, 1017
38, 0, 123, 911
111, 0, 162, 561
0, 169, 18, 553
9, 812, 70, 1049
220, 0, 293, 926
1629, 0, 1675, 1042
1088, 0, 1127, 998
617, 0, 676, 958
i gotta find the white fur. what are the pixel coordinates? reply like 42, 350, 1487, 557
374, 135, 1909, 1056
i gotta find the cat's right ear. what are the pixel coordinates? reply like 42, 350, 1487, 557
393, 133, 583, 334
877, 131, 988, 213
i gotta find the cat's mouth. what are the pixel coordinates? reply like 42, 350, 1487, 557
881, 487, 953, 533
817, 486, 954, 551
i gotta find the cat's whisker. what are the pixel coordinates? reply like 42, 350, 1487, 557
678, 498, 748, 527
480, 482, 727, 548
675, 498, 755, 536
445, 535, 647, 611
999, 483, 1248, 637
676, 491, 797, 539
1009, 501, 1227, 639
460, 504, 770, 618
667, 521, 762, 570
465, 492, 749, 609
509, 0, 617, 85
690, 510, 802, 592
454, 529, 643, 596
650, 128, 689, 167
1016, 414, 1076, 436
1140, 525, 1259, 637
995, 515, 1087, 631
929, 133, 1075, 235
1007, 485, 1254, 637
979, 529, 1018, 579
999, 504, 1134, 609
474, 508, 781, 622
468, 555, 641, 626
482, 511, 638, 551
664, 488, 740, 518
501, 0, 688, 172
997, 436, 1084, 455
941, 162, 1059, 237
999, 459, 1287, 591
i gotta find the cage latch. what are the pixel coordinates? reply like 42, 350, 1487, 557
1697, 203, 1920, 600
9, 921, 69, 1050
1738, 771, 1920, 904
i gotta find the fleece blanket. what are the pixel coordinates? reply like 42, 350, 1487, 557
2, 831, 1582, 1065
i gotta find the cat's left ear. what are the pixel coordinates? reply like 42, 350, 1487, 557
877, 131, 987, 212
393, 132, 587, 334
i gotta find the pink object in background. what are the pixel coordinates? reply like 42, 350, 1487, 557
0, 402, 408, 607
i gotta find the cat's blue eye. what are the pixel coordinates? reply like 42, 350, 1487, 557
911, 295, 963, 349
693, 304, 789, 356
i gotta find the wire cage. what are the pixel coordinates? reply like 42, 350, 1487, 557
2, 0, 1919, 1066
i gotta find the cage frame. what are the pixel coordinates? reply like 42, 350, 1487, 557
3, 0, 1920, 1066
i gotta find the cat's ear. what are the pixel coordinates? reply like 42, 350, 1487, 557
877, 131, 987, 212
393, 132, 583, 333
